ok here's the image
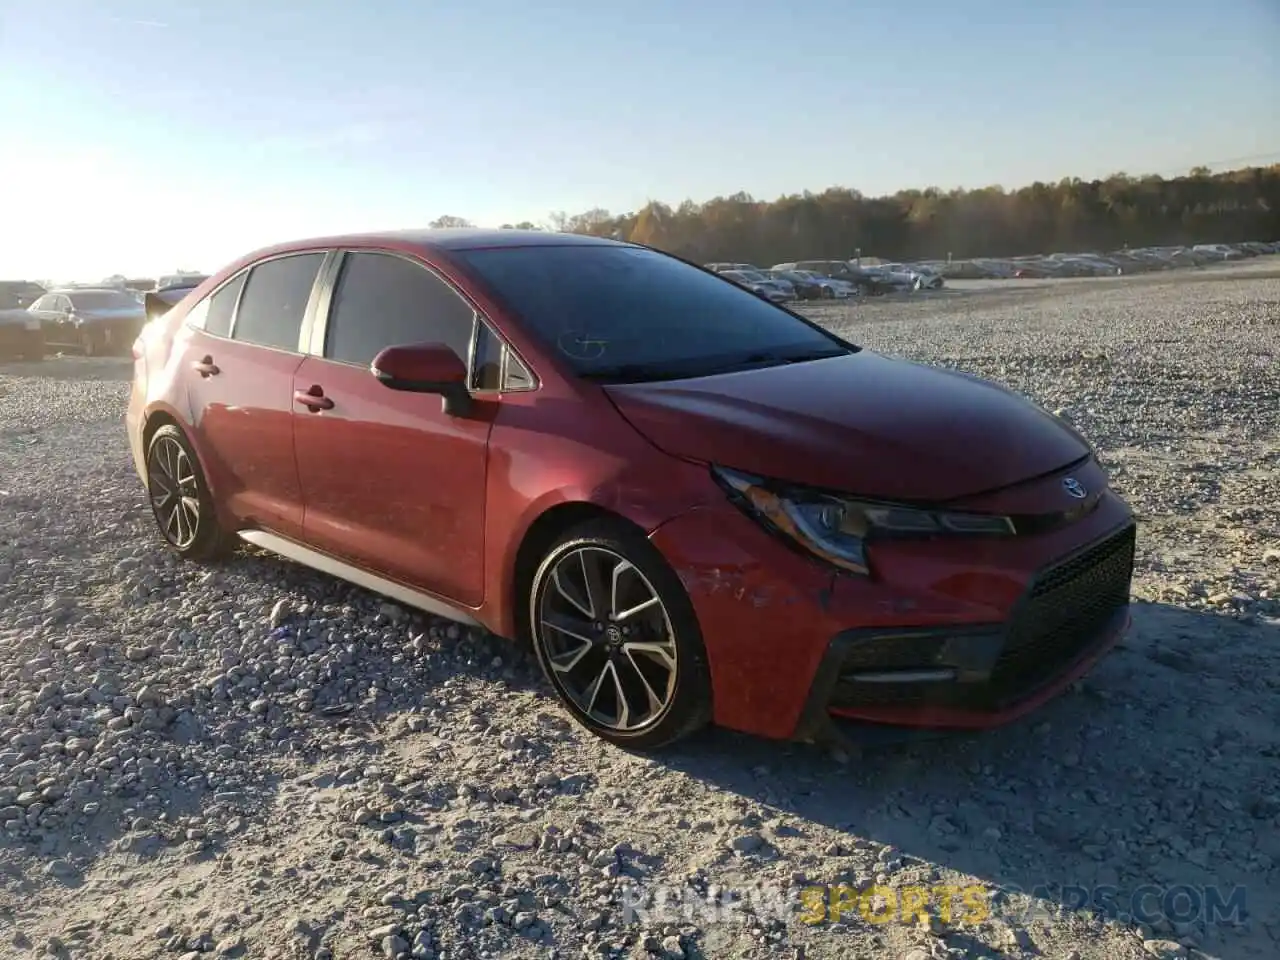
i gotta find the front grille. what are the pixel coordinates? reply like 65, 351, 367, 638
827, 524, 1136, 714
987, 523, 1135, 702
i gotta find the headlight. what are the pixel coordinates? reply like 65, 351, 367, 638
711, 466, 1014, 576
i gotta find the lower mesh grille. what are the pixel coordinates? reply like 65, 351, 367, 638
986, 524, 1135, 703
828, 524, 1136, 713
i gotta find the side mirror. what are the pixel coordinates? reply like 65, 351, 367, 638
371, 342, 473, 417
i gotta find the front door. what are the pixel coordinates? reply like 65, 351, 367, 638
179, 253, 326, 539
292, 250, 493, 607
30, 294, 70, 345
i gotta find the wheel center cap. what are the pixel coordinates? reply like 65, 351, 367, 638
605, 624, 623, 647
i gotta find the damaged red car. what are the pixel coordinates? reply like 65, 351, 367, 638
127, 230, 1135, 750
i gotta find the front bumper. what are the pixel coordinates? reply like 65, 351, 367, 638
795, 523, 1133, 743
648, 467, 1135, 742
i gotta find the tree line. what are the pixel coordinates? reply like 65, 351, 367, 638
433, 163, 1280, 264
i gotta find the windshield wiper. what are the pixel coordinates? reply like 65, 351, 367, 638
700, 346, 851, 375
580, 347, 851, 384
578, 364, 700, 384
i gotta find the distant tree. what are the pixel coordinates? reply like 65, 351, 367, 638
429, 215, 473, 229
547, 164, 1280, 263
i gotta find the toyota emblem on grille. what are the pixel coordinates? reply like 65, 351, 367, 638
1062, 477, 1087, 499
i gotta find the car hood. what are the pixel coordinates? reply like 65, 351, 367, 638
603, 351, 1090, 502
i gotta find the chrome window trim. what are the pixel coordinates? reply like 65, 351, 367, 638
308, 248, 540, 395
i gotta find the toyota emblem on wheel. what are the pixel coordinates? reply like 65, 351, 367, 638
1063, 477, 1087, 499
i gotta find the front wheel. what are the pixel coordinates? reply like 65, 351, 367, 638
145, 424, 234, 561
528, 519, 712, 750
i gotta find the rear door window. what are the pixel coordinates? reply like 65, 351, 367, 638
232, 254, 324, 351
204, 273, 247, 338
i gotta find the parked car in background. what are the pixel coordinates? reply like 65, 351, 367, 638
789, 269, 855, 299
880, 263, 945, 289
127, 228, 1136, 751
1192, 244, 1243, 261
1013, 261, 1059, 279
782, 261, 898, 295
29, 287, 147, 356
158, 273, 209, 290
721, 269, 794, 303
734, 268, 796, 300
0, 281, 47, 360
767, 269, 828, 299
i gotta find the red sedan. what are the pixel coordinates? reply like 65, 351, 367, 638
127, 229, 1135, 750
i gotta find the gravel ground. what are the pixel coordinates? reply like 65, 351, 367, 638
1, 261, 1277, 960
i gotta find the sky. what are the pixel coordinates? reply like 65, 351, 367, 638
1, 0, 1277, 280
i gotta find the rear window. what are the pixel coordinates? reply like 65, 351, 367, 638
453, 244, 848, 381
67, 290, 140, 311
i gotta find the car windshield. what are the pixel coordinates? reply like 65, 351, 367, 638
67, 290, 142, 310
455, 244, 853, 382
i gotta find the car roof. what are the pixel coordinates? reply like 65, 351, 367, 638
246, 228, 627, 261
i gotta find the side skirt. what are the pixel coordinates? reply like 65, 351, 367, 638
237, 529, 482, 627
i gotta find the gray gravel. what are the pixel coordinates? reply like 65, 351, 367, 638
1, 261, 1277, 960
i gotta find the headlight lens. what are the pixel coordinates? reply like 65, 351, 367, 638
712, 465, 1014, 576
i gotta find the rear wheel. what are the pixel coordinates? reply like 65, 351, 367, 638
145, 424, 234, 561
528, 519, 712, 750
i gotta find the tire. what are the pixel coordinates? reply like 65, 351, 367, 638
528, 518, 712, 750
144, 424, 234, 562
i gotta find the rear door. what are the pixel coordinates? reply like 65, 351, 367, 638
179, 252, 326, 539
291, 249, 495, 605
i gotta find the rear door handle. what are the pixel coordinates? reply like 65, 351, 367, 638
294, 385, 334, 411
192, 355, 219, 377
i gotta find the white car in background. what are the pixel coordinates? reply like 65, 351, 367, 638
880, 262, 945, 290
1191, 244, 1244, 261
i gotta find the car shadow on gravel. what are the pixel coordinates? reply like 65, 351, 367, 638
652, 600, 1279, 958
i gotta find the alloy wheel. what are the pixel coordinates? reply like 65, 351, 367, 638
536, 546, 678, 732
147, 434, 201, 549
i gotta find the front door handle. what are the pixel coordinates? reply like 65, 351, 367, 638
192, 355, 219, 377
293, 385, 334, 411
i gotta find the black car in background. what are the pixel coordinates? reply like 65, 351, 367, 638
0, 281, 47, 361
28, 287, 147, 356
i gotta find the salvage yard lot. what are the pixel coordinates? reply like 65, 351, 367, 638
1, 261, 1278, 960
